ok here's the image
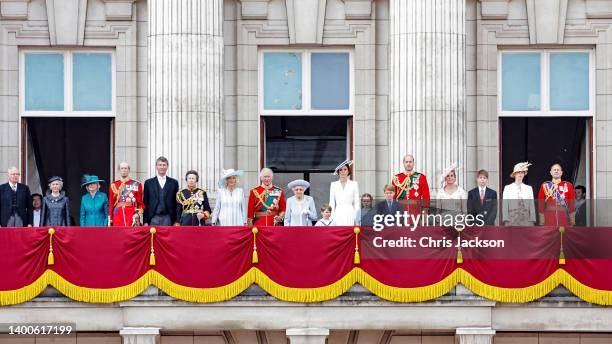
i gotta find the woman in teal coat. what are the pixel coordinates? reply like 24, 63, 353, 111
80, 175, 109, 226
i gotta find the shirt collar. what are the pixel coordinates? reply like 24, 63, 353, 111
9, 182, 17, 189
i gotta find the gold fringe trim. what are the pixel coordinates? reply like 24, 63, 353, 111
151, 269, 255, 303
255, 268, 358, 303
458, 268, 561, 303
0, 271, 49, 306
559, 269, 612, 305
356, 268, 459, 302
48, 270, 151, 303
4, 268, 612, 306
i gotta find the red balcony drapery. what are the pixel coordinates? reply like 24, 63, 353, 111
1, 226, 611, 306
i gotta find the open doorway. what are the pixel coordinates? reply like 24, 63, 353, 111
261, 116, 352, 210
500, 117, 591, 196
23, 117, 113, 225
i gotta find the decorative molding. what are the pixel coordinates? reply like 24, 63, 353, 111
341, 0, 374, 19
478, 0, 510, 19
286, 0, 327, 44
45, 0, 88, 45
455, 328, 495, 344
525, 0, 568, 44
585, 0, 612, 19
238, 0, 271, 19
0, 0, 30, 20
120, 328, 160, 344
101, 0, 136, 21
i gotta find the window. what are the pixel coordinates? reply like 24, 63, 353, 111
499, 50, 593, 116
21, 50, 115, 116
260, 49, 353, 115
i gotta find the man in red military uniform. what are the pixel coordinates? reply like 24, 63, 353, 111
538, 163, 575, 226
247, 168, 286, 226
109, 162, 144, 227
391, 154, 431, 215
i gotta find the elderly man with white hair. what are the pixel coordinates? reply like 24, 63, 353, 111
247, 168, 286, 226
108, 162, 144, 227
0, 166, 33, 227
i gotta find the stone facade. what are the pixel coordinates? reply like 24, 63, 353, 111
2, 0, 612, 341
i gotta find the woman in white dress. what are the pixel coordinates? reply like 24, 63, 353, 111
502, 162, 536, 226
329, 160, 360, 226
435, 163, 468, 216
211, 169, 247, 226
284, 179, 317, 226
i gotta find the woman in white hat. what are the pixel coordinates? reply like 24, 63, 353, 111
329, 160, 360, 226
211, 169, 247, 226
435, 163, 467, 216
502, 162, 536, 226
284, 179, 317, 226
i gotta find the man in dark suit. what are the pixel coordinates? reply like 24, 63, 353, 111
467, 169, 498, 225
574, 185, 587, 226
376, 185, 404, 217
0, 166, 33, 227
143, 157, 179, 226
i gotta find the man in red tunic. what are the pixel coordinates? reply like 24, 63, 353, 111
247, 168, 286, 226
538, 163, 575, 226
390, 154, 430, 216
108, 162, 144, 227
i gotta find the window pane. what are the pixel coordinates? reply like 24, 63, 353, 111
550, 52, 590, 111
501, 53, 541, 111
311, 53, 350, 110
25, 53, 64, 111
263, 52, 302, 110
73, 53, 113, 111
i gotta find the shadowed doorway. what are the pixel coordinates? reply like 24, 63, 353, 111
24, 118, 113, 225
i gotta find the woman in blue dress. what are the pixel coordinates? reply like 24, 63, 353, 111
79, 175, 109, 226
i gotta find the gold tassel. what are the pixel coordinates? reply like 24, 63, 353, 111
559, 226, 566, 265
456, 231, 463, 264
252, 227, 259, 264
47, 228, 55, 266
354, 227, 361, 265
149, 228, 156, 266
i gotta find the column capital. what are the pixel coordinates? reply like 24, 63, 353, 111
286, 328, 330, 344
456, 327, 496, 344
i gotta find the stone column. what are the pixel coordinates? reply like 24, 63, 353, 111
148, 0, 223, 190
456, 327, 495, 344
286, 328, 329, 344
120, 327, 160, 344
389, 0, 466, 189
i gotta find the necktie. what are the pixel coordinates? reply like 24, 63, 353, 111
11, 184, 17, 192
388, 201, 392, 209
480, 188, 485, 205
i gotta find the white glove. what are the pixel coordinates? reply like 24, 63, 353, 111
302, 209, 310, 216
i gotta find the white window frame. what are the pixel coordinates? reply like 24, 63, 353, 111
259, 48, 354, 116
498, 49, 595, 117
19, 48, 116, 117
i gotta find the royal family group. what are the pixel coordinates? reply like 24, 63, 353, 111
0, 155, 588, 228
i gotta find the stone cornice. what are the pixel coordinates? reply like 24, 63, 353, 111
478, 0, 510, 20
341, 0, 374, 20
238, 0, 271, 19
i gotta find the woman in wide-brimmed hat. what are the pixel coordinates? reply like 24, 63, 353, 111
284, 179, 317, 226
41, 176, 71, 227
211, 169, 247, 226
79, 175, 109, 227
502, 162, 536, 226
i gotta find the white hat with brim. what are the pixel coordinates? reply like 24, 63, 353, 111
440, 162, 458, 187
510, 162, 532, 177
287, 179, 310, 191
218, 169, 244, 188
333, 159, 354, 175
